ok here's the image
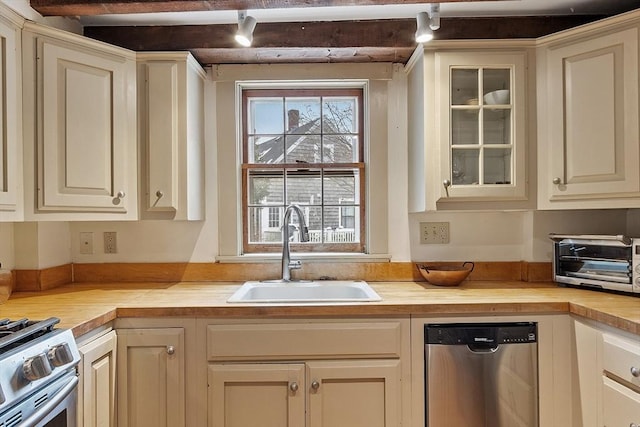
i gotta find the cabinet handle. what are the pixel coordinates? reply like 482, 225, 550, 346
631, 366, 640, 377
552, 177, 562, 185
166, 346, 175, 355
311, 380, 320, 390
156, 190, 164, 198
630, 423, 638, 427
112, 191, 126, 205
289, 382, 298, 392
443, 179, 451, 197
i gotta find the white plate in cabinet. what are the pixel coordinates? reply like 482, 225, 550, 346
539, 26, 640, 208
22, 22, 138, 220
138, 53, 206, 220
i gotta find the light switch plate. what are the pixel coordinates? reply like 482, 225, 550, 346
420, 222, 450, 244
79, 232, 93, 254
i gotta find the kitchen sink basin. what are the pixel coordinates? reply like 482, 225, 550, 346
227, 280, 382, 303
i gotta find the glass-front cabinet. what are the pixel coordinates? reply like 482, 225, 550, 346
435, 51, 527, 203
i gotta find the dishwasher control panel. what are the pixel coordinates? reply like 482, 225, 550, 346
425, 322, 537, 345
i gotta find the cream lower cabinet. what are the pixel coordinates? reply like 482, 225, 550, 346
537, 20, 640, 209
116, 328, 186, 427
77, 330, 117, 427
22, 21, 138, 220
205, 319, 409, 427
572, 316, 640, 427
209, 360, 400, 427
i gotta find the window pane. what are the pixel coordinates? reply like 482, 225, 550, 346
451, 69, 478, 105
452, 110, 479, 145
323, 206, 359, 243
285, 98, 321, 134
324, 135, 357, 163
248, 206, 283, 243
248, 171, 284, 205
285, 135, 321, 163
286, 169, 321, 205
249, 135, 284, 164
483, 68, 511, 98
323, 169, 358, 204
248, 98, 284, 134
452, 149, 479, 185
484, 148, 512, 184
323, 97, 357, 133
483, 109, 511, 145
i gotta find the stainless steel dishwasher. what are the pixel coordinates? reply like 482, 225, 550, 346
425, 322, 538, 426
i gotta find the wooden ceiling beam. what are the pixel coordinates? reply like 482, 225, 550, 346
84, 15, 605, 55
32, 0, 508, 17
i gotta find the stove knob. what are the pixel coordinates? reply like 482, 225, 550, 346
23, 353, 52, 381
48, 343, 74, 367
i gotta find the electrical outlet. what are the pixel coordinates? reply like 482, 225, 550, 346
420, 222, 450, 244
104, 232, 117, 254
79, 232, 93, 254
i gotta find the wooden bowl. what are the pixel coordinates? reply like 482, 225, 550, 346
416, 262, 474, 286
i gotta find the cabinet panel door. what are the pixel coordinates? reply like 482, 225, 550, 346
546, 28, 639, 200
208, 363, 305, 427
307, 360, 401, 427
602, 376, 640, 427
0, 15, 20, 215
117, 328, 185, 427
78, 330, 117, 427
144, 61, 178, 212
39, 39, 132, 212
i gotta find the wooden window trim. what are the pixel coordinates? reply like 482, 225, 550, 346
241, 87, 366, 254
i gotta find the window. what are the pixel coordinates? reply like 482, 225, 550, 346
242, 88, 365, 253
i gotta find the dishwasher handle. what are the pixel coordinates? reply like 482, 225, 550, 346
467, 343, 499, 353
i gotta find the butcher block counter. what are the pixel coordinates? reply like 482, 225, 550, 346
0, 281, 638, 337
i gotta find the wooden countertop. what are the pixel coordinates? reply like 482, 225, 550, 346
1, 281, 638, 337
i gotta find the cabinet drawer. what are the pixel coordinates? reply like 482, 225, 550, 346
602, 376, 640, 426
207, 322, 403, 361
603, 333, 640, 388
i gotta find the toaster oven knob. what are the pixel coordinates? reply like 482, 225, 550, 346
23, 353, 52, 381
48, 343, 74, 367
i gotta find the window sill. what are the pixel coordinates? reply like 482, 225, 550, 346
216, 253, 392, 264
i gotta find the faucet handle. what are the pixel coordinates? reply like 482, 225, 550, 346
289, 260, 302, 270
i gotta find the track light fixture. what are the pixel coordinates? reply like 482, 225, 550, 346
235, 10, 257, 47
415, 3, 440, 43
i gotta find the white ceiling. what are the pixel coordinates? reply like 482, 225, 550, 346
79, 0, 640, 27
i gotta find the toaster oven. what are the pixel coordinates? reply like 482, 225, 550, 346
550, 234, 640, 296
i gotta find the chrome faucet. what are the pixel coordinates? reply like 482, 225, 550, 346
280, 204, 310, 282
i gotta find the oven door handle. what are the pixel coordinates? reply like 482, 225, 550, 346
21, 375, 78, 427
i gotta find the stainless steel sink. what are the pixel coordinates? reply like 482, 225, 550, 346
227, 280, 382, 303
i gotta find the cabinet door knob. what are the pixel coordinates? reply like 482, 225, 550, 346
156, 190, 164, 198
630, 423, 638, 427
631, 366, 640, 377
166, 346, 175, 355
443, 179, 451, 197
552, 177, 562, 185
289, 382, 299, 392
112, 191, 126, 205
311, 380, 320, 390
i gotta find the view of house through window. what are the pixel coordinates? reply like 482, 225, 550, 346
242, 88, 365, 253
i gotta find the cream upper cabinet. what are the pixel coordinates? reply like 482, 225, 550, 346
407, 44, 532, 211
137, 52, 205, 220
22, 22, 138, 220
0, 5, 24, 221
537, 22, 640, 209
77, 330, 117, 427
